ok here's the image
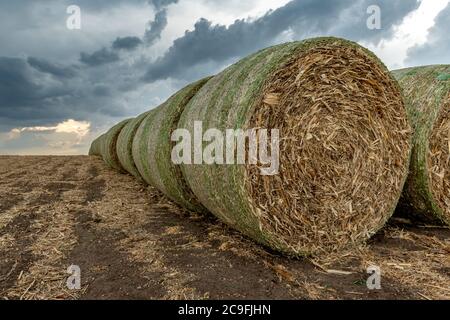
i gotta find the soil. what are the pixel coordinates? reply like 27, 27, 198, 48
0, 156, 448, 300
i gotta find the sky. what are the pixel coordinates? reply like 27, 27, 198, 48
0, 0, 449, 155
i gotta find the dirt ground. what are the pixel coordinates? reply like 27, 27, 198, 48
0, 155, 448, 300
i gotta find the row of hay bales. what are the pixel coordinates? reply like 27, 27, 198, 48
89, 37, 449, 257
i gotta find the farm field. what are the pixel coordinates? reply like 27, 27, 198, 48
0, 156, 448, 300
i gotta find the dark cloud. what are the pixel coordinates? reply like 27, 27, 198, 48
80, 48, 120, 66
143, 0, 418, 82
406, 3, 450, 66
0, 56, 129, 131
82, 3, 172, 58
0, 57, 41, 109
70, 0, 147, 12
0, 57, 77, 127
27, 57, 77, 78
148, 0, 178, 11
93, 85, 111, 97
112, 36, 143, 51
144, 9, 168, 45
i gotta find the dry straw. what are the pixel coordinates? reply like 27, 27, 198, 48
393, 65, 450, 225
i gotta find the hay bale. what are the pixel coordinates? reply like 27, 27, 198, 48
393, 65, 450, 225
178, 37, 412, 256
132, 78, 211, 211
116, 111, 152, 180
88, 134, 105, 156
101, 119, 132, 172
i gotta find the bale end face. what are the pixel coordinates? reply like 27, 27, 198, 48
243, 40, 412, 255
180, 38, 412, 256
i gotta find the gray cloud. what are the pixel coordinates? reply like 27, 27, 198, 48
144, 9, 168, 45
80, 48, 120, 66
143, 0, 179, 45
0, 57, 42, 110
70, 0, 147, 12
81, 2, 174, 61
406, 3, 450, 66
112, 36, 143, 51
27, 57, 77, 78
143, 0, 419, 82
148, 0, 179, 10
0, 57, 79, 129
93, 85, 112, 97
0, 55, 131, 132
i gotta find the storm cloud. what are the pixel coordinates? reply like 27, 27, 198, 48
112, 36, 143, 51
143, 0, 419, 82
144, 9, 169, 45
27, 57, 77, 78
80, 48, 120, 66
148, 0, 179, 10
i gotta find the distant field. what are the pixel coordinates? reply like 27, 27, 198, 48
0, 156, 448, 300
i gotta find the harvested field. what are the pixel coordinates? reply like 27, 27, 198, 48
0, 156, 448, 300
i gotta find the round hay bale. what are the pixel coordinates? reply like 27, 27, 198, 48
393, 65, 450, 225
116, 111, 152, 180
132, 78, 211, 211
178, 37, 412, 256
88, 134, 105, 156
101, 119, 132, 172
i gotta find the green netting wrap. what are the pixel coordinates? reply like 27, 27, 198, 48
133, 78, 211, 211
393, 65, 450, 225
178, 37, 412, 256
116, 111, 152, 180
88, 134, 105, 156
101, 119, 132, 172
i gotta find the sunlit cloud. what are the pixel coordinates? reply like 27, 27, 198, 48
366, 0, 449, 69
7, 119, 90, 142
